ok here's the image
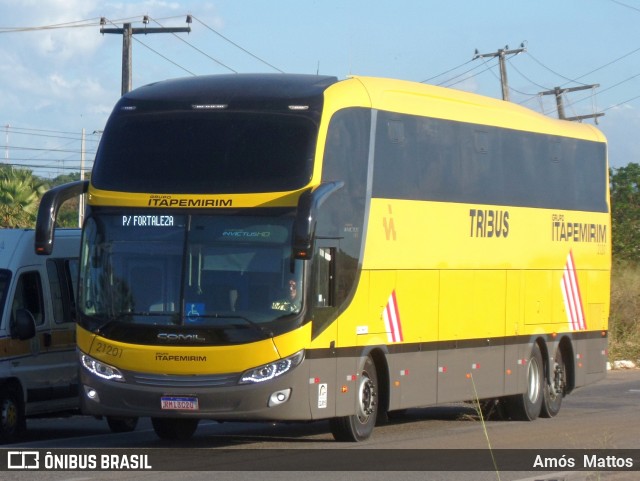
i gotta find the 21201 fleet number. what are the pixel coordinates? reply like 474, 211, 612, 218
94, 342, 123, 358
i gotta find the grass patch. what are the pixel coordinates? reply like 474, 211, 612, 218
609, 262, 640, 364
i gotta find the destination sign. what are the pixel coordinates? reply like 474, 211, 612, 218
122, 215, 175, 227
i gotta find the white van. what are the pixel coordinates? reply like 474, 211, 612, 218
0, 228, 80, 442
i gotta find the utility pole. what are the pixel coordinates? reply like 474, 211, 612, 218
100, 16, 192, 96
539, 85, 604, 122
473, 44, 526, 101
79, 128, 85, 227
4, 124, 8, 162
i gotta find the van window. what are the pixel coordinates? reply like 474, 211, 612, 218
0, 269, 11, 323
47, 259, 78, 324
11, 271, 45, 326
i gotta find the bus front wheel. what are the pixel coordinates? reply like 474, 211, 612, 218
107, 416, 138, 433
329, 355, 378, 442
505, 343, 544, 421
151, 417, 199, 440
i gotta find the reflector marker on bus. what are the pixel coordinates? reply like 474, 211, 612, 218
382, 290, 404, 343
561, 250, 587, 331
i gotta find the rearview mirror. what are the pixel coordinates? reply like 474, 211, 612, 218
292, 182, 343, 260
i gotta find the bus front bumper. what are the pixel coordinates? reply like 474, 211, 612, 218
79, 360, 314, 421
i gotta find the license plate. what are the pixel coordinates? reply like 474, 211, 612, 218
161, 396, 199, 411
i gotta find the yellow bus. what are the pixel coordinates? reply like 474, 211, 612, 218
36, 74, 610, 442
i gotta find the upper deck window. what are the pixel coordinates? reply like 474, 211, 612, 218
92, 111, 318, 194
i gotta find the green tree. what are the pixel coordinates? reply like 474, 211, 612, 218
47, 172, 82, 228
0, 166, 46, 228
610, 163, 640, 264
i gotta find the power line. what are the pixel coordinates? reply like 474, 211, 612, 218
0, 17, 101, 33
421, 59, 474, 84
524, 50, 590, 87
4, 145, 96, 155
603, 92, 640, 112
438, 60, 496, 88
149, 16, 237, 73
6, 130, 99, 144
191, 15, 284, 73
609, 0, 640, 14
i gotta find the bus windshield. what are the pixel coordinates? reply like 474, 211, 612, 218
79, 213, 304, 345
91, 111, 317, 194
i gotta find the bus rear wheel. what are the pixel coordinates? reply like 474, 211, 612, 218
505, 343, 544, 421
541, 348, 566, 418
329, 355, 378, 442
151, 417, 199, 440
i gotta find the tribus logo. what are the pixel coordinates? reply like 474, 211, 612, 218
7, 451, 39, 469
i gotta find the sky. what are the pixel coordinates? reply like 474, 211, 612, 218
2, 0, 640, 178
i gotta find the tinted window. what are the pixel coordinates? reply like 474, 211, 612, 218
0, 269, 10, 325
47, 259, 78, 324
11, 271, 44, 326
373, 110, 608, 212
313, 108, 371, 337
92, 112, 317, 194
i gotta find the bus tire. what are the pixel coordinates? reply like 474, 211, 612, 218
541, 347, 566, 418
151, 417, 199, 440
107, 416, 139, 433
506, 343, 544, 421
0, 385, 25, 443
329, 355, 378, 442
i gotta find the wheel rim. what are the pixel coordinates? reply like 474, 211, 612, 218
549, 356, 566, 400
356, 371, 376, 423
1, 398, 18, 434
527, 357, 541, 404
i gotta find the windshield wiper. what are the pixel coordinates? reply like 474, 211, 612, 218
187, 313, 274, 339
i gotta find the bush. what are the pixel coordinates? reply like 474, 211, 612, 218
609, 262, 640, 364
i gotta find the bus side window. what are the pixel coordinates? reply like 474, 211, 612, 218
46, 258, 78, 324
314, 247, 335, 308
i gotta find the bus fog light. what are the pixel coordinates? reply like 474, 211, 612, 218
269, 389, 291, 407
84, 385, 100, 402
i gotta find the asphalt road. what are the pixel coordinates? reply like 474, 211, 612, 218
2, 369, 639, 481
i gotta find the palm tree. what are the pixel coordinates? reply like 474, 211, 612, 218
0, 166, 46, 228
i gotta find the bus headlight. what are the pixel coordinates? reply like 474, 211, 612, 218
239, 350, 304, 384
80, 353, 125, 382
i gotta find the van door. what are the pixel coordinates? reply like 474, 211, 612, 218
44, 258, 78, 404
7, 267, 50, 408
8, 261, 78, 415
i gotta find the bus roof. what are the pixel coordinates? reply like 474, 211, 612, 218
344, 75, 607, 143
119, 74, 605, 144
119, 74, 338, 112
